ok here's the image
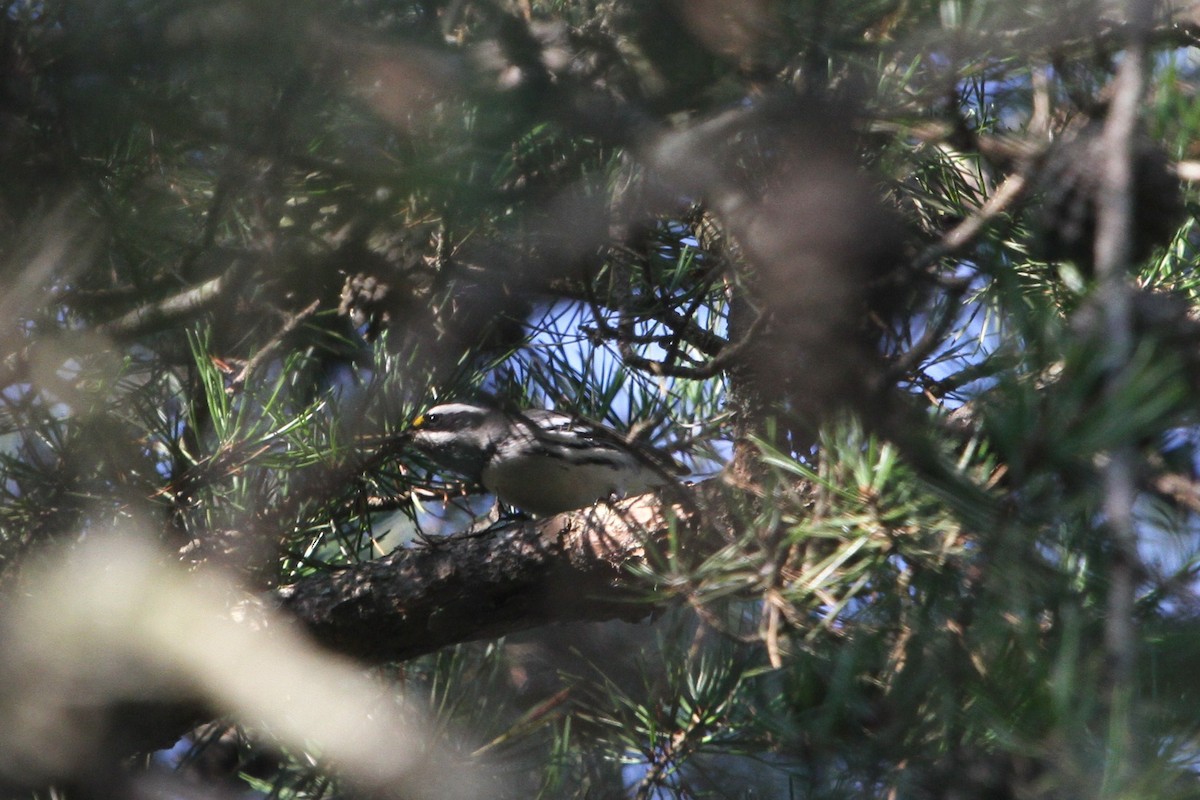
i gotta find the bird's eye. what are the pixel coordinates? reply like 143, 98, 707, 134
418, 413, 437, 428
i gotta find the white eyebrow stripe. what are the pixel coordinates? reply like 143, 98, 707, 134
423, 403, 488, 416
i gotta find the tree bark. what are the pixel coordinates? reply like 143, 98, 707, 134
276, 492, 695, 662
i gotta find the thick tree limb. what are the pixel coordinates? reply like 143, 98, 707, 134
276, 493, 696, 663
96, 273, 231, 338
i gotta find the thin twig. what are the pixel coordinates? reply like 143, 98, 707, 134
583, 266, 764, 380
228, 299, 322, 393
884, 279, 973, 384
889, 166, 1036, 384
913, 169, 1031, 271
617, 304, 768, 380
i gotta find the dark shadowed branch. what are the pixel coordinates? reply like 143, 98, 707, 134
277, 492, 702, 663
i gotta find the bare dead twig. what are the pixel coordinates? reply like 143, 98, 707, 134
228, 299, 322, 393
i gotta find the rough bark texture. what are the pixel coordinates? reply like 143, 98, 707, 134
277, 492, 694, 662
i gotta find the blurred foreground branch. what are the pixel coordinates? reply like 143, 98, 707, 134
0, 489, 707, 794
0, 531, 483, 799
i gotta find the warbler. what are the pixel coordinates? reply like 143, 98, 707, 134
407, 402, 680, 515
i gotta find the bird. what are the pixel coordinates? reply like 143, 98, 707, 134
406, 401, 680, 516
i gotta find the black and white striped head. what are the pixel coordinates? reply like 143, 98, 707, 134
408, 402, 507, 480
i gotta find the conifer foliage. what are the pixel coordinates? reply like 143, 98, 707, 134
1, 1, 1200, 797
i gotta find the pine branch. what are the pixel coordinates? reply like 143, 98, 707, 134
277, 492, 701, 663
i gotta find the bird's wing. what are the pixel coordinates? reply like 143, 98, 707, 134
516, 409, 684, 476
